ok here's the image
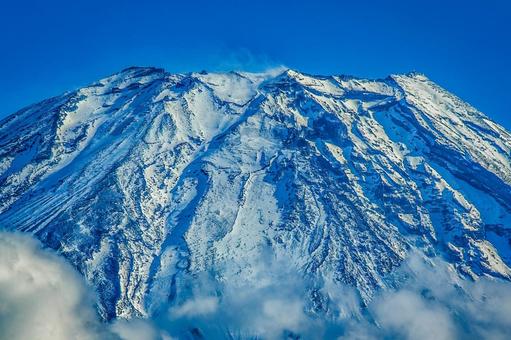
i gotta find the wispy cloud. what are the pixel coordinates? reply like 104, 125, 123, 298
208, 47, 287, 73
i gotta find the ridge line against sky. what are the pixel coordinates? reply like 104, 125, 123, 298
0, 0, 509, 129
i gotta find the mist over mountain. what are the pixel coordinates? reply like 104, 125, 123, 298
0, 66, 510, 339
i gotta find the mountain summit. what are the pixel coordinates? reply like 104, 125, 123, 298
0, 67, 510, 321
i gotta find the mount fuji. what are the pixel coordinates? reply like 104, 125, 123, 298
0, 66, 510, 330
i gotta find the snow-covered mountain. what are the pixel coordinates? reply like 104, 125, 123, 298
0, 66, 510, 322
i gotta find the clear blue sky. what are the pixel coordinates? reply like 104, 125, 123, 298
1, 0, 510, 128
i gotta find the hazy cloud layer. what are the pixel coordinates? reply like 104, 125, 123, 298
1, 232, 511, 339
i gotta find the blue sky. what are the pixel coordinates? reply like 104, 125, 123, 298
1, 0, 510, 128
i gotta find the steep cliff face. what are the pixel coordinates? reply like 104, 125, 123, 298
1, 67, 510, 320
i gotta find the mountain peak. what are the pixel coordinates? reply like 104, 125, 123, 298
118, 65, 165, 74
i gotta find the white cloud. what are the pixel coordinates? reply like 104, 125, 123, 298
111, 318, 171, 340
169, 296, 219, 318
211, 47, 284, 74
338, 254, 511, 340
372, 289, 456, 340
0, 232, 114, 340
153, 256, 319, 339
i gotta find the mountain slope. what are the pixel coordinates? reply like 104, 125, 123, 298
0, 67, 510, 320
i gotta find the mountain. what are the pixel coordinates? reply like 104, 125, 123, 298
0, 66, 510, 322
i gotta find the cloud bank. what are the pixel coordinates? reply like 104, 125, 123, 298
1, 231, 511, 340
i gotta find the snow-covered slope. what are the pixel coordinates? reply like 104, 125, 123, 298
0, 67, 510, 320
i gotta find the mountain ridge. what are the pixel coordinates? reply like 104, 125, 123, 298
0, 67, 510, 321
